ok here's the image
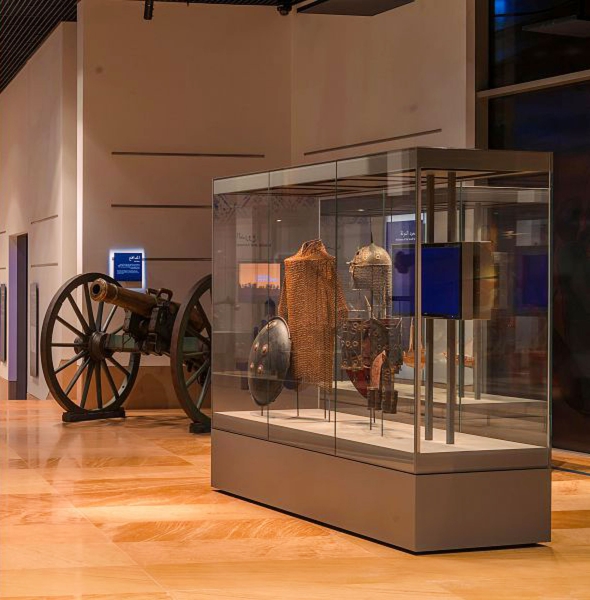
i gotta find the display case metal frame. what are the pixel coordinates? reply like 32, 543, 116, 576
211, 147, 552, 552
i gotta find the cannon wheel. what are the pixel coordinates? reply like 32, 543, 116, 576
170, 274, 212, 433
41, 273, 141, 419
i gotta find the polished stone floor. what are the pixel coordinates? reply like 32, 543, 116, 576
1, 399, 589, 599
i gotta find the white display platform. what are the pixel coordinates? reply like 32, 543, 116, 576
219, 408, 537, 453
214, 408, 548, 474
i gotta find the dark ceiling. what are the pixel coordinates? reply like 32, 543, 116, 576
0, 0, 412, 94
0, 0, 302, 94
0, 0, 77, 93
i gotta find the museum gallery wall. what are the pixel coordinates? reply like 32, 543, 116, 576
0, 0, 472, 401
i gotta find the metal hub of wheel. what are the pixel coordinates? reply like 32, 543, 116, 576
88, 331, 110, 362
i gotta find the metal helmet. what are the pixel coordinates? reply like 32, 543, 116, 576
247, 317, 292, 407
349, 242, 392, 295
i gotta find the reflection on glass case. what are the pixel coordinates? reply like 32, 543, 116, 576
211, 147, 552, 552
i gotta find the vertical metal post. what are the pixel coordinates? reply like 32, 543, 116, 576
546, 164, 553, 451
333, 166, 338, 442
458, 320, 464, 433
473, 202, 483, 400
414, 169, 423, 457
458, 184, 465, 432
424, 175, 435, 440
446, 172, 457, 445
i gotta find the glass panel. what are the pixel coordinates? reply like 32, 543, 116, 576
416, 166, 551, 473
212, 172, 271, 441
489, 81, 590, 153
333, 151, 418, 472
266, 163, 338, 455
489, 82, 590, 453
490, 0, 590, 88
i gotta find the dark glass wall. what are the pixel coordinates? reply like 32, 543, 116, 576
489, 82, 590, 452
491, 0, 590, 88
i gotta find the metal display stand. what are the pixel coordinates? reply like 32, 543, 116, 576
446, 173, 457, 445
424, 175, 435, 440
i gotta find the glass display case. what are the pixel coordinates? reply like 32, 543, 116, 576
211, 147, 552, 552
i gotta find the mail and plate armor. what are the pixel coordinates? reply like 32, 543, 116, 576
340, 317, 403, 400
340, 318, 388, 373
247, 317, 292, 407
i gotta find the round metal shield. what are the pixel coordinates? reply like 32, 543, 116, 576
247, 317, 292, 407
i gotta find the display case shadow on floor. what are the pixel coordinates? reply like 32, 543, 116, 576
211, 147, 552, 552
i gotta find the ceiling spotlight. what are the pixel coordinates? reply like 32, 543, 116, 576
277, 2, 292, 16
144, 0, 154, 21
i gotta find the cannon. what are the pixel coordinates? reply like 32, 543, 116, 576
40, 272, 212, 433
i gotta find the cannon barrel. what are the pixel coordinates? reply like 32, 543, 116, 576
91, 279, 158, 318
90, 279, 205, 331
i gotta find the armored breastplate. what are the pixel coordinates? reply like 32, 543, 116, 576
340, 318, 389, 372
340, 317, 403, 400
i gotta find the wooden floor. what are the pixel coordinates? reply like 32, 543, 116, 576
1, 400, 590, 600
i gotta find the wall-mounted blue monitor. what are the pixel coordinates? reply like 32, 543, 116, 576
391, 241, 496, 320
392, 243, 462, 319
422, 244, 462, 319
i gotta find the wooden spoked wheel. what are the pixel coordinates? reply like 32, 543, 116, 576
41, 273, 140, 415
170, 274, 212, 433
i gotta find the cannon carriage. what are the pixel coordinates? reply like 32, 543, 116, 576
40, 272, 212, 433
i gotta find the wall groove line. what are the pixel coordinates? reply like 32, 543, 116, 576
111, 204, 211, 209
304, 128, 443, 157
30, 214, 58, 225
112, 151, 265, 159
143, 257, 211, 262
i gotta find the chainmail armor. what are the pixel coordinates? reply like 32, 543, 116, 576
279, 240, 348, 391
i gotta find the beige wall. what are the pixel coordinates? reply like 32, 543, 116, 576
77, 0, 293, 403
78, 0, 291, 286
78, 0, 292, 292
291, 0, 473, 162
0, 0, 474, 405
0, 23, 77, 400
